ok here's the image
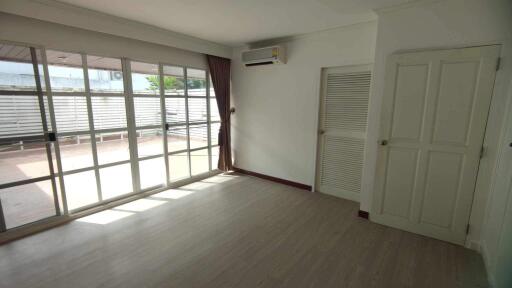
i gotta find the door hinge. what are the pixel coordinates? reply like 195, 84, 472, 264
496, 57, 501, 71
479, 146, 485, 159
466, 224, 471, 235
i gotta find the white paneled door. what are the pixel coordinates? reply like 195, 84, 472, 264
371, 45, 501, 245
316, 65, 372, 201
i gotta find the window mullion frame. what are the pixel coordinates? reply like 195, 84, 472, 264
184, 68, 192, 178
40, 47, 69, 215
30, 47, 62, 217
206, 69, 212, 171
159, 64, 170, 186
123, 58, 140, 193
82, 53, 103, 202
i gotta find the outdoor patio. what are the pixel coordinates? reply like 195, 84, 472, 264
0, 135, 216, 229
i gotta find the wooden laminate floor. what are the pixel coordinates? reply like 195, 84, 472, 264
0, 173, 488, 288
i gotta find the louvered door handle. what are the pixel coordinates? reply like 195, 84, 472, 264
380, 140, 388, 146
319, 129, 325, 135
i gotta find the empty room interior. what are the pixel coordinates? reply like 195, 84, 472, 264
0, 0, 511, 287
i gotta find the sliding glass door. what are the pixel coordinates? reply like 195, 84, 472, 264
87, 55, 133, 202
0, 43, 59, 230
129, 61, 166, 190
186, 68, 210, 176
163, 65, 190, 181
46, 50, 99, 211
0, 41, 220, 232
163, 65, 214, 180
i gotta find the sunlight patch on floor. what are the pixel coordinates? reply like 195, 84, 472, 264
73, 174, 236, 226
152, 189, 195, 200
114, 199, 167, 212
76, 210, 134, 225
202, 174, 238, 184
181, 181, 212, 190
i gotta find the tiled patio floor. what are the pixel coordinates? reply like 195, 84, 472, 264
0, 136, 216, 229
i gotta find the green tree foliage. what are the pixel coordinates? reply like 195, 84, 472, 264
187, 79, 205, 89
146, 75, 184, 92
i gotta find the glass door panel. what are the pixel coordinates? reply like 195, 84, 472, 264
91, 97, 127, 130
211, 146, 220, 170
186, 68, 206, 96
191, 148, 209, 176
186, 68, 209, 176
100, 163, 133, 200
189, 124, 208, 150
131, 61, 159, 96
136, 129, 164, 158
87, 55, 124, 93
131, 61, 166, 189
0, 140, 50, 184
0, 43, 58, 230
58, 135, 94, 171
139, 157, 166, 189
134, 97, 161, 127
188, 98, 207, 123
167, 125, 188, 153
87, 56, 133, 201
0, 180, 56, 229
163, 65, 185, 96
47, 50, 100, 212
63, 171, 98, 210
0, 95, 45, 137
52, 96, 90, 132
169, 152, 189, 181
164, 65, 189, 182
95, 131, 130, 165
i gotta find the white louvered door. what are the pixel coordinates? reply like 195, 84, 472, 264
316, 65, 371, 201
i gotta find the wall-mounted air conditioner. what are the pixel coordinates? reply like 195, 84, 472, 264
241, 45, 286, 67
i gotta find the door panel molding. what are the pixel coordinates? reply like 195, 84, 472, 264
371, 45, 501, 245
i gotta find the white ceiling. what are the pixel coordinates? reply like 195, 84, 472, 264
57, 0, 416, 47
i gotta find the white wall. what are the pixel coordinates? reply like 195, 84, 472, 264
481, 76, 512, 288
231, 21, 377, 186
360, 0, 512, 286
231, 1, 512, 285
0, 13, 208, 69
0, 0, 231, 58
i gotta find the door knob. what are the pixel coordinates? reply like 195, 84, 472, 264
319, 129, 325, 135
380, 140, 388, 146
